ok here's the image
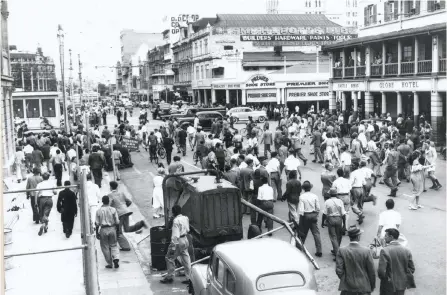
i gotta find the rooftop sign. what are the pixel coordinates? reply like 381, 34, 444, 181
213, 26, 357, 35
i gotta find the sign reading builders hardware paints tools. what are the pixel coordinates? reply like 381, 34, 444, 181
213, 26, 358, 35
241, 34, 357, 42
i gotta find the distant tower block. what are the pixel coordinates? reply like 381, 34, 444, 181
266, 0, 279, 14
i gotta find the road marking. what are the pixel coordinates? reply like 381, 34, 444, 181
181, 160, 201, 171
132, 166, 142, 175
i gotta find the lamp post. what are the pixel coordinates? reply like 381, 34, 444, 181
57, 25, 69, 132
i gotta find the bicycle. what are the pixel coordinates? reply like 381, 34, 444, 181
157, 143, 166, 159
240, 125, 264, 139
149, 145, 159, 164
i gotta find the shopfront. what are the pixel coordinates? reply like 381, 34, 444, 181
285, 81, 330, 114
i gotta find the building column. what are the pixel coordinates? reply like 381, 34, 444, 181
353, 47, 357, 77
341, 92, 347, 111
397, 39, 402, 75
431, 91, 444, 144
341, 49, 345, 78
225, 89, 229, 104
329, 91, 336, 113
329, 52, 333, 79
317, 101, 320, 113
241, 89, 247, 105
30, 69, 34, 91
364, 91, 373, 118
352, 91, 358, 111
396, 91, 402, 115
414, 37, 419, 74
204, 89, 209, 105
381, 92, 387, 114
413, 91, 419, 126
211, 89, 216, 104
198, 89, 202, 104
382, 42, 386, 76
276, 88, 281, 105
37, 72, 40, 90
432, 35, 439, 73
365, 45, 371, 77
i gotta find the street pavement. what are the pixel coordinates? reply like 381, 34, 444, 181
106, 110, 446, 295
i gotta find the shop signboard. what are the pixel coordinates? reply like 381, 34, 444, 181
213, 26, 357, 35
245, 74, 276, 88
247, 89, 277, 103
332, 82, 365, 91
212, 84, 241, 89
286, 81, 329, 88
242, 34, 357, 42
369, 79, 432, 92
121, 137, 140, 152
287, 88, 330, 101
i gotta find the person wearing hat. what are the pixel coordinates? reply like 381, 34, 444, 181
335, 225, 376, 294
322, 187, 346, 259
152, 168, 166, 219
378, 228, 416, 294
321, 162, 337, 201
284, 150, 302, 181
358, 160, 378, 207
297, 181, 322, 257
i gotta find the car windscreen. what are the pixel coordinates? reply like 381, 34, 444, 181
256, 272, 305, 291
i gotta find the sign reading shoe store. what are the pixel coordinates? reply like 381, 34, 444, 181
245, 74, 276, 88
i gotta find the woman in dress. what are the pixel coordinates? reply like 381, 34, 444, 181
152, 168, 165, 219
409, 151, 433, 210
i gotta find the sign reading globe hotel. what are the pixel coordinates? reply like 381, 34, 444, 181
213, 26, 358, 46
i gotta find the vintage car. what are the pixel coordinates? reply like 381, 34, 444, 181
160, 107, 226, 120
227, 107, 267, 123
189, 238, 318, 295
178, 111, 223, 131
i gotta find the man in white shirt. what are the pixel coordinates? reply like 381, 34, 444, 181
154, 129, 163, 144
24, 141, 34, 171
246, 152, 260, 168
376, 199, 401, 245
193, 115, 199, 129
256, 177, 275, 234
350, 164, 367, 224
36, 172, 57, 236
266, 152, 281, 201
321, 188, 347, 257
332, 168, 352, 226
340, 146, 352, 177
186, 125, 196, 151
298, 181, 322, 257
358, 130, 368, 150
86, 173, 101, 225
358, 161, 378, 207
284, 152, 301, 180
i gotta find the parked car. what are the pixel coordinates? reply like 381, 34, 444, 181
161, 107, 226, 120
189, 238, 317, 295
227, 107, 267, 123
178, 111, 223, 131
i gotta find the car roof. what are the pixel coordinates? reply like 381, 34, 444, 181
196, 111, 222, 115
214, 239, 312, 280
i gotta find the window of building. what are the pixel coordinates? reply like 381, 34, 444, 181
196, 66, 200, 80
353, 12, 357, 16
204, 38, 208, 54
347, 12, 351, 16
201, 65, 204, 79
26, 99, 40, 118
206, 64, 210, 78
13, 100, 24, 118
199, 41, 203, 55
403, 46, 413, 61
347, 21, 351, 25
42, 99, 56, 117
364, 4, 377, 26
305, 1, 307, 7
224, 45, 233, 51
194, 42, 198, 56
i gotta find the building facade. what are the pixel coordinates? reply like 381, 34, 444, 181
0, 0, 15, 175
323, 0, 446, 144
10, 46, 61, 129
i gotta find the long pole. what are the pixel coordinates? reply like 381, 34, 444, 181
78, 54, 83, 105
58, 25, 69, 132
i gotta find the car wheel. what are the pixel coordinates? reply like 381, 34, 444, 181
258, 116, 266, 123
232, 116, 239, 123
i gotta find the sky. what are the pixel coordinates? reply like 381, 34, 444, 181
8, 0, 302, 83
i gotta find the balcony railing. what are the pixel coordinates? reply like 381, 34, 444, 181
441, 58, 447, 72
371, 64, 382, 76
344, 67, 354, 77
385, 63, 398, 76
356, 66, 366, 77
333, 68, 342, 78
401, 61, 414, 75
418, 60, 432, 74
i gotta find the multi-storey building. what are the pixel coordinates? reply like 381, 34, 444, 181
168, 14, 349, 112
1, 0, 15, 175
119, 30, 162, 98
10, 46, 61, 129
323, 0, 446, 144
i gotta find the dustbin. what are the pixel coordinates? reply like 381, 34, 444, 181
150, 226, 171, 271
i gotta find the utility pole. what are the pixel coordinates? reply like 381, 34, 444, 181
57, 25, 69, 132
69, 49, 73, 104
78, 54, 83, 105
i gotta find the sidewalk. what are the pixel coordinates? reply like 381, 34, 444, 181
3, 169, 153, 295
4, 171, 85, 295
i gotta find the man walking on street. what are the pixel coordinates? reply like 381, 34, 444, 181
95, 195, 120, 269
321, 162, 337, 201
266, 152, 281, 201
36, 172, 57, 236
311, 127, 324, 163
160, 205, 192, 285
86, 173, 101, 228
163, 134, 175, 165
256, 177, 275, 235
378, 228, 416, 295
108, 181, 147, 251
31, 147, 44, 170
298, 181, 322, 257
383, 143, 400, 197
26, 168, 43, 224
322, 188, 346, 260
261, 126, 273, 157
56, 180, 78, 238
240, 158, 255, 216
336, 225, 376, 295
88, 146, 105, 188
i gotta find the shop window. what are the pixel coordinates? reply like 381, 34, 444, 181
224, 45, 233, 51
13, 100, 24, 118
26, 99, 40, 118
403, 46, 413, 61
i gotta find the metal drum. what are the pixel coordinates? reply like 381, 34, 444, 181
150, 226, 171, 271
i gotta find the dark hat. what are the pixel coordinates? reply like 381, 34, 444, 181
328, 187, 338, 196
302, 181, 313, 190
347, 225, 364, 237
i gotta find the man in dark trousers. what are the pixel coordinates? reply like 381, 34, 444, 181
239, 158, 255, 216
378, 228, 416, 295
41, 142, 52, 173
383, 143, 399, 197
88, 146, 105, 188
116, 109, 122, 124
310, 126, 324, 163
57, 180, 78, 238
163, 134, 175, 165
26, 168, 43, 224
102, 110, 107, 125
336, 225, 376, 295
